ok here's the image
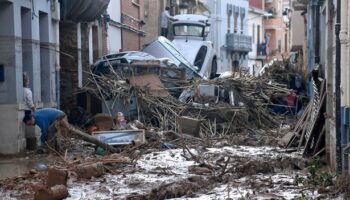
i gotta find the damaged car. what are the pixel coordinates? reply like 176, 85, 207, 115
92, 51, 177, 74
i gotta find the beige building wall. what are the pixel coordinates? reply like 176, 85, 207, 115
290, 10, 304, 51
264, 0, 289, 60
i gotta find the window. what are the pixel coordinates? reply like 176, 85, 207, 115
234, 14, 238, 33
240, 15, 244, 34
227, 12, 231, 33
194, 46, 208, 71
240, 7, 245, 34
257, 25, 260, 44
144, 0, 149, 17
284, 33, 288, 53
278, 40, 281, 52
173, 24, 205, 37
252, 24, 255, 44
0, 65, 4, 82
132, 0, 140, 6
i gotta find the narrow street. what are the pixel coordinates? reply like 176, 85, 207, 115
1, 0, 350, 199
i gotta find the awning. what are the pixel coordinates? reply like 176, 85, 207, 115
59, 0, 110, 22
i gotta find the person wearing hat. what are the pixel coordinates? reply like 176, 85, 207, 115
23, 108, 66, 147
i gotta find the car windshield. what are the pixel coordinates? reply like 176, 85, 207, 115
126, 52, 156, 60
102, 52, 155, 61
173, 24, 205, 37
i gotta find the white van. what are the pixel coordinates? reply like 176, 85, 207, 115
171, 14, 217, 79
142, 36, 201, 79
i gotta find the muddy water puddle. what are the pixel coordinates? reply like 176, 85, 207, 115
0, 157, 48, 180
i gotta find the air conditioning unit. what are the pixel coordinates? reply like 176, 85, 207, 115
51, 1, 60, 21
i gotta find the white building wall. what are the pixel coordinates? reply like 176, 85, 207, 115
107, 0, 122, 54
0, 0, 59, 154
248, 10, 264, 75
203, 0, 250, 73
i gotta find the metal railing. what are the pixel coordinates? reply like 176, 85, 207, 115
226, 33, 252, 52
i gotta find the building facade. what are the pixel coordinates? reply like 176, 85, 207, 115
203, 0, 251, 73
107, 0, 122, 54
0, 0, 60, 154
248, 0, 267, 75
121, 0, 146, 51
59, 0, 110, 113
289, 0, 306, 73
300, 0, 350, 174
264, 0, 289, 60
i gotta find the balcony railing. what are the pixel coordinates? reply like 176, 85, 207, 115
256, 43, 267, 59
226, 33, 252, 53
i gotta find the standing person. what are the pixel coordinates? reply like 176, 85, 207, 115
160, 6, 174, 38
23, 73, 36, 115
23, 108, 66, 149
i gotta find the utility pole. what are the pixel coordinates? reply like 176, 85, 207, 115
335, 0, 342, 173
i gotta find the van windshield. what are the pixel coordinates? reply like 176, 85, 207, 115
173, 24, 205, 37
159, 38, 193, 67
158, 37, 200, 77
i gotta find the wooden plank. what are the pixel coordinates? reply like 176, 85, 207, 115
312, 125, 325, 155
303, 80, 326, 156
286, 101, 312, 149
129, 74, 170, 97
297, 105, 313, 150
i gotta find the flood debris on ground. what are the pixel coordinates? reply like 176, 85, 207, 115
0, 61, 345, 199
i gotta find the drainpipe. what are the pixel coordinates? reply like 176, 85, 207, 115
120, 0, 124, 51
77, 23, 82, 88
55, 20, 60, 109
335, 0, 342, 173
307, 1, 316, 98
314, 2, 320, 64
340, 0, 349, 106
348, 0, 350, 106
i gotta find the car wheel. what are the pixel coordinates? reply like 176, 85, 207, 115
210, 58, 218, 79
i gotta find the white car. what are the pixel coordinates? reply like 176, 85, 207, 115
171, 14, 217, 79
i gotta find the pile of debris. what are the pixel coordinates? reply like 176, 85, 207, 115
80, 63, 294, 142
2, 61, 344, 200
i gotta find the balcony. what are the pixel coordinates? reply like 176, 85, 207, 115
256, 43, 267, 59
226, 33, 252, 53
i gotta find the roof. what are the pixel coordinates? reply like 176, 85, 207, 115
59, 0, 110, 22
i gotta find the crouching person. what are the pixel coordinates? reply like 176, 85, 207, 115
23, 108, 66, 152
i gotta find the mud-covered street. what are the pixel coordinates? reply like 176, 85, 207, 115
1, 0, 350, 199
